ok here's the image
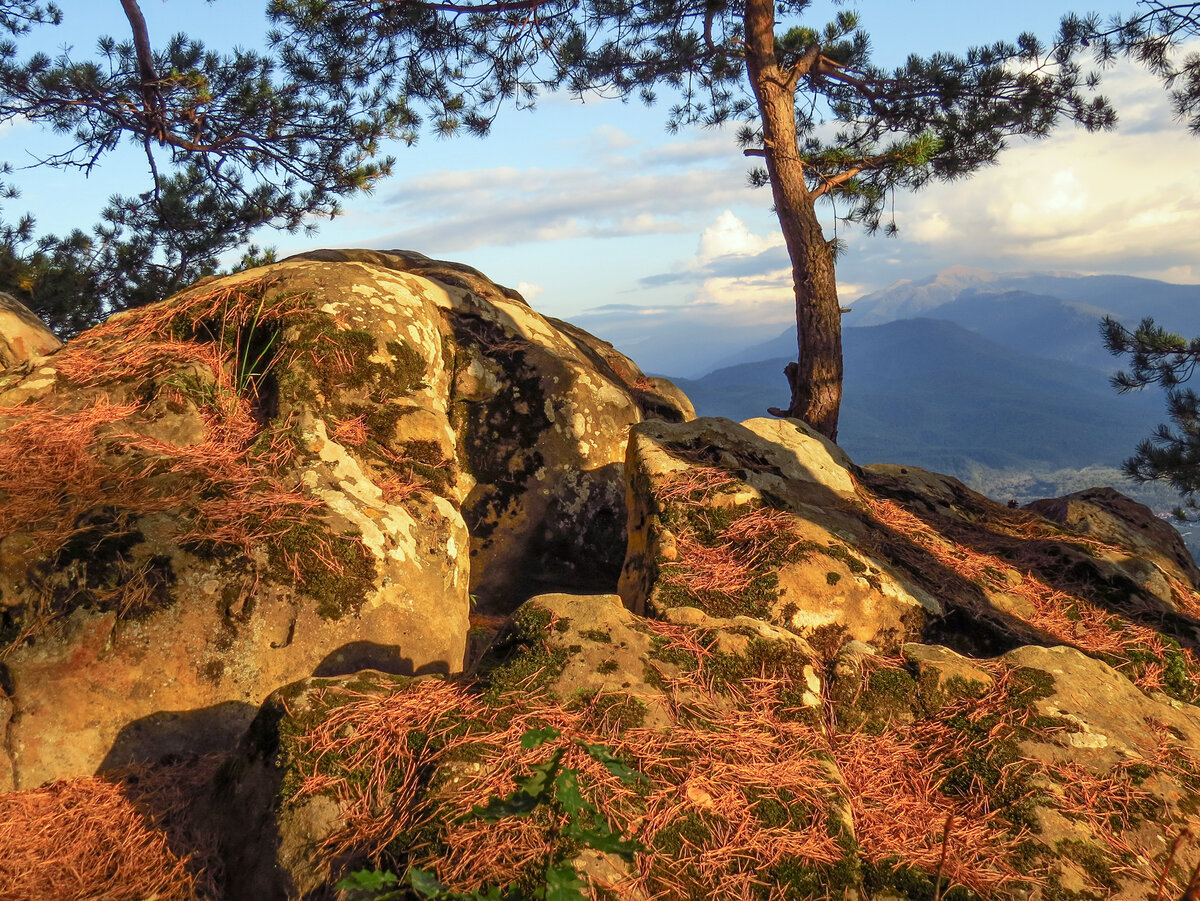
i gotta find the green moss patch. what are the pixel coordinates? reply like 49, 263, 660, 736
269, 522, 376, 620
650, 489, 810, 623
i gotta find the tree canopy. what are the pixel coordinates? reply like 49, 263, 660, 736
1076, 1, 1200, 133
1088, 4, 1200, 511
1103, 316, 1200, 515
269, 0, 1113, 438
0, 0, 399, 334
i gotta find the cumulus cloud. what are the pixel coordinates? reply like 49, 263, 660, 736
634, 210, 870, 316
516, 281, 545, 300
697, 210, 779, 260
877, 59, 1200, 283
374, 162, 747, 251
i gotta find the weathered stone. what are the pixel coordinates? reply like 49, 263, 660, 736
212, 594, 836, 900
1028, 486, 1200, 603
0, 291, 60, 370
285, 248, 693, 609
0, 251, 695, 788
194, 669, 422, 901
486, 593, 823, 730
619, 416, 937, 647
996, 644, 1200, 897
0, 262, 473, 788
1004, 643, 1200, 765
901, 642, 995, 696
860, 463, 1200, 669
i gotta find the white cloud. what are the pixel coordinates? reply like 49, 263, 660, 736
877, 58, 1200, 282
1155, 265, 1199, 284
375, 163, 746, 251
516, 281, 545, 300
697, 210, 779, 261
587, 125, 640, 152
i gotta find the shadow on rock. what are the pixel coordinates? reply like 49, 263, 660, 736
98, 699, 258, 773
312, 641, 452, 678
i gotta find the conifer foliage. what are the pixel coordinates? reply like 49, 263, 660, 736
1089, 4, 1200, 511
0, 0, 397, 334
1074, 1, 1200, 133
270, 0, 1113, 438
1103, 316, 1200, 514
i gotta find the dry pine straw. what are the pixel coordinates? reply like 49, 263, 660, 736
0, 274, 424, 653
860, 489, 1200, 695
283, 665, 1042, 900
652, 461, 1200, 696
0, 757, 223, 901
652, 467, 808, 601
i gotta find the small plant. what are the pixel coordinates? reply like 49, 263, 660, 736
221, 289, 280, 395
337, 727, 645, 901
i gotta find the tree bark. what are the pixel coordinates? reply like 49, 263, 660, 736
742, 0, 844, 441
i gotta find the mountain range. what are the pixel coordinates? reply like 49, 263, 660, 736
663, 267, 1200, 532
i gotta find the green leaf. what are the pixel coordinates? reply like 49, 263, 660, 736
472, 790, 542, 820
579, 743, 645, 785
553, 767, 595, 821
407, 867, 449, 897
336, 869, 400, 893
576, 825, 643, 861
473, 749, 564, 820
521, 726, 561, 749
544, 863, 588, 901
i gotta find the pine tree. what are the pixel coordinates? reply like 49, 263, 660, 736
1075, 1, 1200, 134
270, 0, 1114, 438
1103, 316, 1200, 515
1086, 5, 1200, 509
0, 0, 399, 334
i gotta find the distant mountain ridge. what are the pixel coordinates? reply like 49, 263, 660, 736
674, 317, 1164, 475
710, 268, 1200, 374
672, 267, 1200, 521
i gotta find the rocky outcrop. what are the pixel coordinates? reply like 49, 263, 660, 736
8, 252, 1200, 901
1028, 485, 1200, 604
0, 292, 60, 369
207, 589, 1200, 901
619, 416, 938, 647
286, 248, 694, 606
0, 251, 687, 788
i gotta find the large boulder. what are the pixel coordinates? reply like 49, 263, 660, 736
617, 417, 1200, 707
0, 251, 689, 788
284, 249, 694, 607
0, 292, 61, 370
618, 416, 939, 648
200, 591, 1200, 901
1027, 485, 1200, 603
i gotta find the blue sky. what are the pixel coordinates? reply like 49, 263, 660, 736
2, 1, 1196, 373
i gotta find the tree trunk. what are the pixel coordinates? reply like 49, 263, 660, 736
742, 0, 844, 441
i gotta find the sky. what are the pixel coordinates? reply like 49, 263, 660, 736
2, 1, 1197, 374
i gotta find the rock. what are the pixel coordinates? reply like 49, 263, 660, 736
0, 263, 471, 788
195, 669, 423, 901
12, 250, 1200, 899
902, 642, 995, 697
861, 463, 1200, 671
476, 592, 823, 729
1027, 486, 1200, 602
618, 416, 937, 648
218, 586, 1200, 900
1003, 643, 1200, 765
995, 644, 1200, 897
285, 248, 693, 608
0, 292, 60, 370
209, 594, 846, 900
0, 251, 690, 787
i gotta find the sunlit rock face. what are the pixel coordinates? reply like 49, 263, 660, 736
0, 291, 61, 370
0, 249, 690, 788
618, 415, 938, 647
